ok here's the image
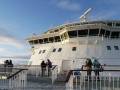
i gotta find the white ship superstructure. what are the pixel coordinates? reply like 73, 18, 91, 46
27, 20, 120, 72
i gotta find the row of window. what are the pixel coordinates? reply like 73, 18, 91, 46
38, 47, 76, 54
29, 29, 120, 45
106, 46, 119, 50
34, 45, 119, 55
68, 29, 120, 38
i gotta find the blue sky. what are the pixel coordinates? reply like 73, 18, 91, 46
0, 0, 120, 63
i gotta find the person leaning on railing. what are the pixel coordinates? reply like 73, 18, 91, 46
93, 59, 102, 80
46, 59, 52, 77
84, 58, 93, 79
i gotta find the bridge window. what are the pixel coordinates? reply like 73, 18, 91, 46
29, 40, 34, 45
39, 39, 43, 44
78, 29, 88, 37
107, 23, 112, 26
72, 47, 76, 51
44, 38, 49, 43
54, 36, 61, 42
106, 46, 111, 50
105, 30, 110, 37
68, 31, 77, 38
114, 46, 119, 50
58, 48, 62, 52
111, 32, 119, 38
116, 23, 120, 26
34, 40, 38, 44
49, 37, 54, 42
99, 29, 105, 36
89, 29, 99, 36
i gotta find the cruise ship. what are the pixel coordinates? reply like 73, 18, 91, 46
0, 8, 120, 90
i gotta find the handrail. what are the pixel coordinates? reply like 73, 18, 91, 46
52, 65, 57, 70
65, 69, 120, 83
7, 68, 28, 79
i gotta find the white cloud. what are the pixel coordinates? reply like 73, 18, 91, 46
0, 35, 24, 48
54, 0, 80, 11
0, 48, 6, 52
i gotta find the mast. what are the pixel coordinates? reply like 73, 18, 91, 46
80, 8, 92, 22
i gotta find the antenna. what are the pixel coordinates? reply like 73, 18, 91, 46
80, 8, 92, 22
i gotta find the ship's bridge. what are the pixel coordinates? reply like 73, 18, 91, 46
27, 20, 120, 45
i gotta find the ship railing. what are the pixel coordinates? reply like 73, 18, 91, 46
21, 65, 58, 78
51, 65, 58, 84
65, 65, 120, 90
0, 66, 27, 89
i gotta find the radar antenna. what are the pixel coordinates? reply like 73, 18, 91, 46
80, 8, 92, 22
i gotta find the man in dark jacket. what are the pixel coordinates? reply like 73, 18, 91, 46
41, 61, 46, 77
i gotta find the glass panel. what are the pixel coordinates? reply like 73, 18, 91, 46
39, 50, 42, 54
29, 40, 34, 45
52, 49, 56, 52
44, 38, 49, 43
72, 47, 76, 51
54, 36, 61, 42
43, 50, 46, 53
106, 46, 111, 50
105, 30, 110, 37
49, 37, 54, 43
58, 48, 62, 52
111, 32, 119, 38
68, 31, 77, 38
99, 29, 105, 36
89, 29, 99, 36
78, 29, 88, 37
107, 23, 112, 26
34, 40, 38, 44
116, 23, 120, 26
114, 46, 119, 50
39, 39, 43, 44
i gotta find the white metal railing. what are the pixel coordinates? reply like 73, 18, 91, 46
27, 65, 57, 77
0, 67, 27, 89
66, 66, 120, 90
51, 65, 58, 84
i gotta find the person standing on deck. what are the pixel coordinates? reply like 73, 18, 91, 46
46, 59, 52, 76
85, 58, 93, 79
93, 59, 102, 80
41, 61, 47, 77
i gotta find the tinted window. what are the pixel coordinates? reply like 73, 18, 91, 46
39, 50, 42, 54
78, 29, 88, 37
68, 31, 77, 38
39, 39, 43, 44
49, 37, 54, 42
54, 36, 61, 42
111, 32, 119, 38
116, 23, 120, 26
44, 38, 49, 43
29, 40, 34, 45
114, 46, 119, 50
72, 47, 76, 51
100, 29, 105, 36
43, 50, 46, 53
107, 23, 112, 26
34, 40, 38, 44
106, 46, 111, 50
105, 31, 110, 37
58, 48, 62, 52
89, 29, 99, 36
53, 49, 56, 52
